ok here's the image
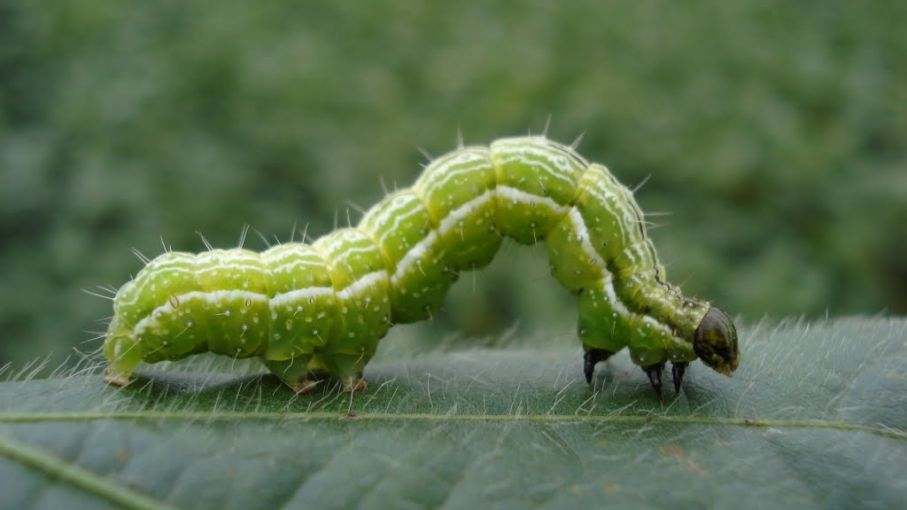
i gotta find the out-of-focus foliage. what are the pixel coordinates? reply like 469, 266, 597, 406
0, 0, 905, 368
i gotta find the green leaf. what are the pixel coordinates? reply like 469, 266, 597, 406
1, 317, 906, 509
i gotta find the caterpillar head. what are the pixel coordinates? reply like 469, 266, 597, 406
693, 306, 738, 376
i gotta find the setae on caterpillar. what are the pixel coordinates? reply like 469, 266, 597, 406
102, 136, 738, 397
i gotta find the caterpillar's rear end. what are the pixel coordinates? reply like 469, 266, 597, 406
103, 136, 739, 396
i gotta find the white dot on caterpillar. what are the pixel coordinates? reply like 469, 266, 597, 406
168, 295, 180, 308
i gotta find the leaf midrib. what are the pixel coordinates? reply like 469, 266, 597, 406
1, 411, 904, 440
0, 433, 179, 510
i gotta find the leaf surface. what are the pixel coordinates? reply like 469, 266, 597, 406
1, 318, 906, 509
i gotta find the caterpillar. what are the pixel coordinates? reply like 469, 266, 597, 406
102, 136, 738, 397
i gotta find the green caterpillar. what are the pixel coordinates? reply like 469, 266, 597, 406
103, 136, 738, 396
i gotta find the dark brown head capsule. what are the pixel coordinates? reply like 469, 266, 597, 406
693, 306, 739, 376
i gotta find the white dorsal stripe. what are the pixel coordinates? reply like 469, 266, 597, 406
496, 144, 583, 178
196, 264, 263, 275
376, 205, 424, 243
262, 247, 318, 265
419, 155, 492, 191
496, 155, 577, 190
363, 194, 424, 242
269, 258, 326, 274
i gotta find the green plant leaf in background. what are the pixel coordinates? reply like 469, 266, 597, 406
1, 317, 905, 509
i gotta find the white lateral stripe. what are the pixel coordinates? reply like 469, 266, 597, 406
336, 271, 387, 300
642, 315, 671, 334
133, 290, 268, 335
601, 276, 672, 337
601, 274, 631, 317
568, 209, 608, 269
437, 189, 495, 233
391, 188, 497, 283
495, 186, 569, 214
391, 230, 439, 283
392, 186, 570, 282
269, 287, 335, 307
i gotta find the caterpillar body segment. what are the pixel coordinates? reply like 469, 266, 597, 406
103, 136, 739, 395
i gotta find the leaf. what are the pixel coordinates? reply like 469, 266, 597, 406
1, 317, 906, 510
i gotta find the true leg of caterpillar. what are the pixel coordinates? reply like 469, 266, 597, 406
671, 361, 688, 393
583, 347, 614, 384
643, 362, 666, 400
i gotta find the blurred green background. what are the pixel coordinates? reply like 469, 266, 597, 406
1, 0, 905, 370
